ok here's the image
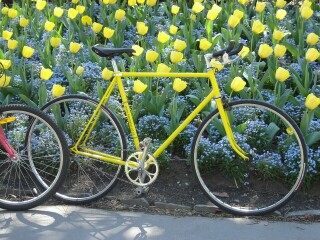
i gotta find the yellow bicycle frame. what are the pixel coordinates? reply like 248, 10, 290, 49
70, 69, 248, 166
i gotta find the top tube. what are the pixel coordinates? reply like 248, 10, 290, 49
118, 72, 211, 78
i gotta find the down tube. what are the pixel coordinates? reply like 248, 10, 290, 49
153, 91, 216, 158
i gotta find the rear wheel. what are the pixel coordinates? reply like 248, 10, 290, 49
191, 100, 307, 216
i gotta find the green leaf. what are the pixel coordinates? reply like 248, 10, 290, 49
19, 94, 37, 108
306, 132, 320, 146
266, 122, 280, 140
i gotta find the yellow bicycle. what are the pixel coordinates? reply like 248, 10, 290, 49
40, 42, 307, 216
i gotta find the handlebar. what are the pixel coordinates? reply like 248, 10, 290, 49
228, 43, 244, 56
212, 41, 235, 58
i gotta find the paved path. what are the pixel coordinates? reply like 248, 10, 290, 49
0, 205, 320, 240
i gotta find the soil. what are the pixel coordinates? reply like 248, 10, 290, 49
50, 160, 320, 222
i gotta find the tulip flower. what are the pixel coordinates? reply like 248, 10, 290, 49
0, 74, 11, 87
252, 20, 266, 34
136, 22, 148, 35
132, 45, 144, 57
146, 50, 159, 62
238, 0, 249, 4
1, 7, 9, 15
76, 66, 84, 76
103, 27, 115, 39
137, 0, 146, 4
68, 8, 78, 19
115, 9, 126, 20
306, 48, 320, 62
169, 25, 178, 35
81, 15, 92, 25
228, 15, 240, 28
54, 7, 64, 17
274, 44, 286, 58
76, 5, 86, 14
102, 68, 114, 80
256, 2, 266, 13
276, 9, 287, 20
258, 44, 273, 58
146, 0, 157, 7
8, 9, 18, 19
276, 0, 286, 8
8, 39, 18, 50
207, 8, 219, 21
19, 18, 29, 27
40, 67, 53, 80
52, 84, 66, 97
0, 60, 11, 70
157, 32, 170, 43
210, 60, 224, 71
44, 21, 55, 31
231, 77, 246, 92
192, 2, 204, 13
92, 22, 103, 33
50, 37, 61, 48
238, 46, 250, 57
170, 51, 183, 64
69, 42, 81, 53
36, 0, 47, 10
133, 80, 147, 93
275, 67, 290, 82
234, 9, 244, 20
72, 0, 80, 3
171, 5, 180, 14
305, 93, 320, 110
157, 63, 171, 73
128, 0, 136, 6
301, 6, 313, 19
286, 127, 294, 135
173, 78, 187, 92
306, 33, 319, 46
273, 29, 285, 41
199, 38, 212, 51
173, 39, 187, 52
22, 46, 35, 58
2, 30, 13, 40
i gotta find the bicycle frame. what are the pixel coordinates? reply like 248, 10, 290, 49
70, 67, 249, 166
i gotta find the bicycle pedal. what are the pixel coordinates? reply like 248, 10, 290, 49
135, 186, 149, 196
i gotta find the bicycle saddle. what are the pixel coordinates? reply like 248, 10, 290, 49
92, 45, 135, 58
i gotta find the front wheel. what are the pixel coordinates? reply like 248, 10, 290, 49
191, 100, 307, 216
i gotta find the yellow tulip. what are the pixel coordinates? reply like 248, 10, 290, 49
169, 25, 178, 35
115, 9, 126, 20
173, 39, 187, 52
36, 0, 47, 10
231, 77, 246, 92
258, 44, 273, 58
274, 44, 286, 58
40, 67, 53, 80
102, 68, 114, 80
19, 18, 29, 27
228, 15, 240, 28
68, 8, 78, 19
69, 42, 81, 53
210, 60, 224, 71
72, 0, 80, 3
81, 15, 92, 25
234, 9, 244, 20
50, 37, 61, 48
76, 5, 86, 14
192, 2, 204, 13
133, 80, 147, 93
305, 93, 320, 110
76, 66, 84, 76
306, 48, 320, 62
103, 27, 115, 39
252, 20, 266, 34
170, 51, 183, 64
132, 45, 144, 57
136, 22, 148, 35
137, 0, 146, 4
146, 50, 158, 62
238, 0, 249, 4
301, 0, 312, 7
92, 22, 103, 33
128, 0, 136, 6
44, 21, 55, 31
199, 38, 212, 51
256, 2, 266, 13
2, 30, 13, 40
306, 33, 319, 46
157, 63, 171, 73
146, 0, 157, 7
276, 9, 287, 20
301, 6, 313, 19
273, 29, 285, 41
22, 46, 35, 58
8, 39, 18, 50
1, 7, 9, 15
171, 5, 180, 14
0, 74, 11, 87
190, 14, 196, 21
207, 8, 219, 21
276, 0, 286, 8
275, 67, 290, 82
0, 60, 11, 70
286, 127, 294, 135
173, 78, 187, 92
157, 32, 170, 43
54, 7, 64, 17
8, 9, 18, 19
52, 84, 66, 97
238, 46, 250, 57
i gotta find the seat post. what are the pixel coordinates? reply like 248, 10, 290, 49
111, 58, 119, 72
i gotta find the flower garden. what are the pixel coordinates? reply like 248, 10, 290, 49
0, 0, 319, 185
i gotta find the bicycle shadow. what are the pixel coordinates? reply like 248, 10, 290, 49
0, 205, 159, 240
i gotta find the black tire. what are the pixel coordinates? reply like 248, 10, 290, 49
191, 100, 307, 216
41, 95, 127, 204
0, 104, 69, 210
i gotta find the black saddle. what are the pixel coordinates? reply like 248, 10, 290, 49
92, 45, 135, 58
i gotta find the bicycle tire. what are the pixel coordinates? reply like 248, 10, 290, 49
191, 100, 307, 216
40, 94, 127, 204
0, 104, 69, 210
